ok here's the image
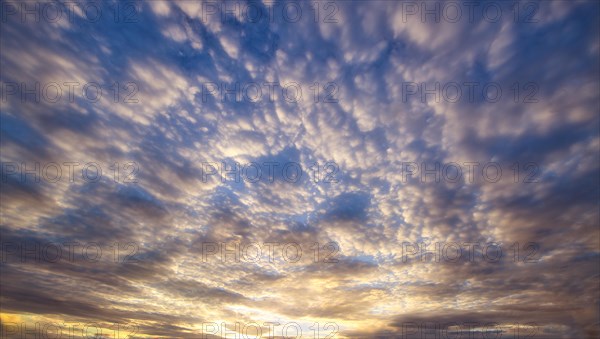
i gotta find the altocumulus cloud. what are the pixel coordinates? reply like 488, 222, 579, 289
0, 0, 599, 338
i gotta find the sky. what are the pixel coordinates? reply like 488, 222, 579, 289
0, 0, 599, 338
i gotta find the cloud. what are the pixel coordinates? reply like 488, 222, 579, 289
0, 1, 598, 337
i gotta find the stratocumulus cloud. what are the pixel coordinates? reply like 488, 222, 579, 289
0, 1, 599, 338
